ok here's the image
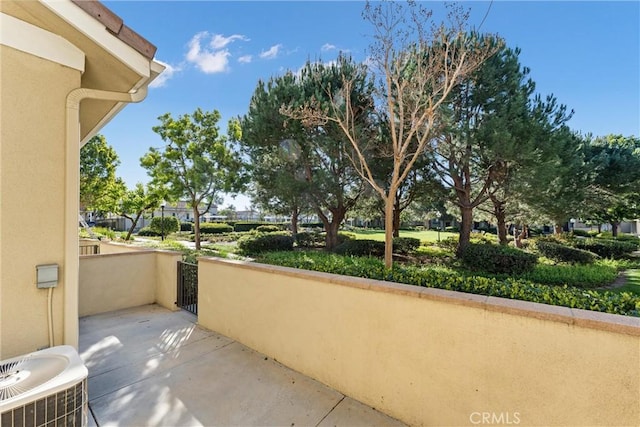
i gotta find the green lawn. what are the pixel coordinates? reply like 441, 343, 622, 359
612, 269, 640, 295
349, 228, 459, 242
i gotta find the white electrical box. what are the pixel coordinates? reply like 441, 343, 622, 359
36, 264, 59, 288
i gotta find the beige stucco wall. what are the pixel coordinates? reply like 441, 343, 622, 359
79, 250, 181, 317
0, 45, 81, 358
198, 258, 640, 427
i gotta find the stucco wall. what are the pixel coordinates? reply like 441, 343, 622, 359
79, 250, 181, 317
198, 258, 640, 427
0, 45, 81, 358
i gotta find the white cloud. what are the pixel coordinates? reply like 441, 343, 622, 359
149, 59, 181, 88
210, 34, 249, 49
186, 31, 249, 74
259, 44, 283, 60
238, 55, 253, 64
321, 43, 336, 52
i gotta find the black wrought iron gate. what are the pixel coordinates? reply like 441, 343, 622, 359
177, 261, 198, 315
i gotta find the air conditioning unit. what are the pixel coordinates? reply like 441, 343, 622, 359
0, 346, 88, 427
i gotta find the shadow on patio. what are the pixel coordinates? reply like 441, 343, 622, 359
79, 304, 405, 426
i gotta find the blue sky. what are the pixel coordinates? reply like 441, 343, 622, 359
100, 1, 640, 210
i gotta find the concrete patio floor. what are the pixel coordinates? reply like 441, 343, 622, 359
79, 304, 405, 426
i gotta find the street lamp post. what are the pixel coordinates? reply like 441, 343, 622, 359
160, 201, 166, 241
436, 213, 442, 242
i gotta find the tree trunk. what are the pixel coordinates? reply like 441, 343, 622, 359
290, 207, 299, 238
125, 212, 143, 241
392, 196, 401, 238
597, 223, 602, 233
515, 224, 528, 248
384, 194, 395, 268
456, 206, 474, 257
193, 205, 201, 250
611, 221, 619, 237
491, 197, 508, 245
325, 221, 340, 251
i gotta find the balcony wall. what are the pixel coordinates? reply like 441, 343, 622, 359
198, 257, 640, 427
79, 246, 181, 317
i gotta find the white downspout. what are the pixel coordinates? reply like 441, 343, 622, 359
63, 86, 148, 349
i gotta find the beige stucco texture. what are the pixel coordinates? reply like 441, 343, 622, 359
79, 248, 181, 317
0, 45, 81, 358
198, 258, 640, 427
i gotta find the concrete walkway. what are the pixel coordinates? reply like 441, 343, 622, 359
79, 305, 404, 427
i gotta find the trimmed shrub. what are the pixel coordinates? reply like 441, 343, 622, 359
445, 226, 460, 233
573, 238, 638, 259
570, 229, 591, 237
301, 222, 325, 229
338, 232, 356, 243
334, 239, 385, 256
393, 237, 421, 255
180, 222, 193, 232
295, 231, 324, 248
257, 251, 640, 316
535, 240, 597, 264
234, 222, 266, 232
256, 225, 281, 233
462, 243, 537, 275
199, 223, 234, 234
237, 232, 294, 254
150, 216, 180, 235
137, 227, 161, 237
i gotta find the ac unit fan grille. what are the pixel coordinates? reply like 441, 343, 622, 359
0, 379, 87, 427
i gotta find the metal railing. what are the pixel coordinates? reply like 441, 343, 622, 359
79, 244, 100, 255
177, 261, 198, 316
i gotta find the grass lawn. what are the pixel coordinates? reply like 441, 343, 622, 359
350, 228, 459, 242
612, 269, 640, 295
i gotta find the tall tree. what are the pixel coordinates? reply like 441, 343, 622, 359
141, 108, 245, 250
286, 1, 499, 267
241, 56, 373, 250
584, 135, 640, 236
80, 134, 120, 214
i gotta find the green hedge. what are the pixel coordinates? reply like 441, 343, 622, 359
334, 239, 385, 256
393, 237, 421, 255
295, 231, 324, 248
138, 227, 161, 237
180, 222, 193, 232
149, 216, 180, 234
237, 232, 294, 254
257, 251, 640, 316
234, 222, 267, 232
199, 223, 234, 234
462, 243, 537, 275
573, 238, 638, 259
256, 225, 281, 233
570, 229, 591, 237
535, 240, 598, 264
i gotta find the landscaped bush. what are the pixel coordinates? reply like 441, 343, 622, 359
573, 238, 637, 259
338, 231, 356, 243
233, 222, 267, 232
570, 229, 591, 237
334, 239, 385, 256
461, 243, 537, 275
149, 216, 180, 235
301, 222, 324, 229
256, 225, 281, 233
237, 232, 294, 254
294, 231, 324, 248
534, 240, 598, 264
138, 227, 161, 237
180, 222, 193, 232
257, 251, 640, 316
199, 223, 234, 234
393, 237, 421, 255
445, 226, 459, 233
